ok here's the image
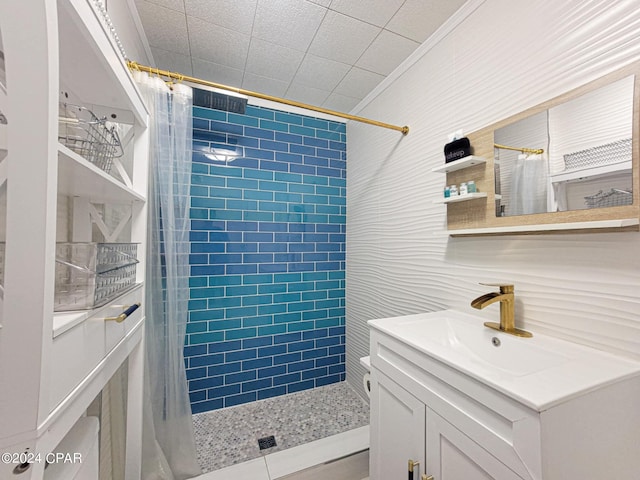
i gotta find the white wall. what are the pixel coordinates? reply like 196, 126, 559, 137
346, 0, 640, 400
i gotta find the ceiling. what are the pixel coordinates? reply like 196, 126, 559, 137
133, 0, 467, 113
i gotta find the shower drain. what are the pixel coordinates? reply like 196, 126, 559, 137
258, 435, 277, 450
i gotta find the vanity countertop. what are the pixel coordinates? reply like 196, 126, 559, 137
368, 310, 640, 411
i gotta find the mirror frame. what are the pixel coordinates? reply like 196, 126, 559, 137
445, 61, 640, 235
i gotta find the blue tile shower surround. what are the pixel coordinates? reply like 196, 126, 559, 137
186, 103, 346, 414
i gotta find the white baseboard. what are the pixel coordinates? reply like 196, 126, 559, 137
266, 426, 369, 479
194, 426, 370, 480
196, 457, 269, 480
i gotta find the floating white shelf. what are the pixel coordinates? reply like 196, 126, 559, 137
444, 218, 639, 236
432, 155, 487, 173
58, 144, 145, 204
434, 192, 487, 204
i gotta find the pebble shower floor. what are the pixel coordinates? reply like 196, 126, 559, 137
193, 382, 369, 473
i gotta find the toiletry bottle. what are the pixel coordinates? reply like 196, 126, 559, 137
460, 182, 467, 195
444, 186, 450, 198
467, 180, 476, 193
450, 185, 458, 196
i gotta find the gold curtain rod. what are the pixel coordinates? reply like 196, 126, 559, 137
128, 62, 409, 135
494, 143, 544, 154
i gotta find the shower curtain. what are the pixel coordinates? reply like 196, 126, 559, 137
134, 71, 201, 480
508, 153, 549, 215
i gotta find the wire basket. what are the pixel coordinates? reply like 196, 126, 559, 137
563, 138, 631, 171
0, 242, 138, 310
54, 243, 138, 311
584, 189, 633, 209
58, 103, 123, 173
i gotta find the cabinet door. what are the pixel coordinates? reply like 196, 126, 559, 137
370, 371, 426, 480
426, 409, 523, 480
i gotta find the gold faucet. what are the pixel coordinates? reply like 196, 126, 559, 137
471, 283, 532, 338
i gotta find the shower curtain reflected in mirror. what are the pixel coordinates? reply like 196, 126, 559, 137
508, 153, 549, 216
134, 71, 201, 480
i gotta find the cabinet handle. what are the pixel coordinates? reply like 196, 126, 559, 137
105, 302, 141, 323
408, 459, 420, 480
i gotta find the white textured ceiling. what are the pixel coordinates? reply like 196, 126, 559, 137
134, 0, 467, 112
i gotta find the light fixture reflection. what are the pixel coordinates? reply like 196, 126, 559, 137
204, 148, 240, 164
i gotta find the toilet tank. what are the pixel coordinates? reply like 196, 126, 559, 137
44, 416, 99, 480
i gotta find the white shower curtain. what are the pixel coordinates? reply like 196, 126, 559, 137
508, 153, 549, 216
134, 71, 201, 480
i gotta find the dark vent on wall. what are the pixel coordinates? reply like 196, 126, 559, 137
193, 87, 247, 114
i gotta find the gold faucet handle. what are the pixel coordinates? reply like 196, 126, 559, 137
479, 282, 514, 293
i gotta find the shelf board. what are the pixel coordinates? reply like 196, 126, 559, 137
434, 192, 488, 204
52, 283, 144, 338
445, 218, 640, 236
432, 155, 487, 173
58, 0, 147, 126
52, 310, 90, 338
58, 144, 145, 203
549, 160, 632, 183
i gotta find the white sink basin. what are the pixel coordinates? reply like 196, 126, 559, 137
391, 312, 570, 377
369, 310, 640, 410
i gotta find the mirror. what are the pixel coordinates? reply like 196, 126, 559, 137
494, 75, 634, 217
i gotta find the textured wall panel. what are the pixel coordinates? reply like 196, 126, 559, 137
346, 0, 640, 400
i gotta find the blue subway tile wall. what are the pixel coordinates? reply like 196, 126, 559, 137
187, 102, 346, 414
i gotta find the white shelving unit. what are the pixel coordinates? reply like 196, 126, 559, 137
432, 155, 488, 209
0, 1, 148, 479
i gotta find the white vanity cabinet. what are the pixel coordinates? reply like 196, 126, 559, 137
0, 1, 148, 479
370, 369, 529, 480
369, 315, 640, 480
426, 408, 523, 480
370, 370, 426, 480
